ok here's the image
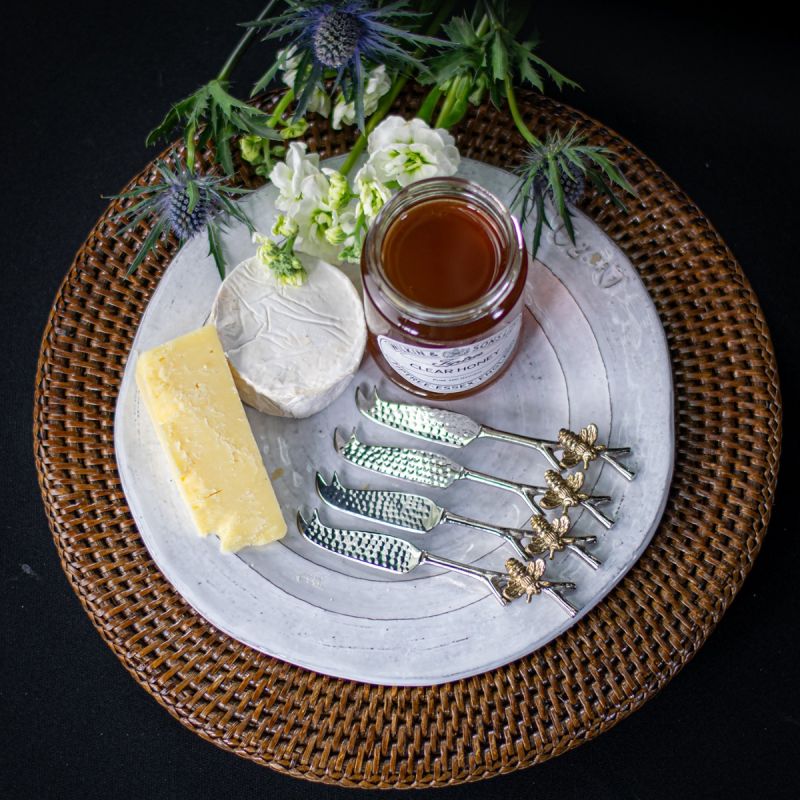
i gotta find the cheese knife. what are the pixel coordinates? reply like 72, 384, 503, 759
297, 509, 578, 615
316, 472, 600, 569
356, 386, 635, 480
333, 428, 615, 528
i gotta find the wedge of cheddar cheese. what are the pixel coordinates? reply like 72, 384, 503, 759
136, 325, 286, 552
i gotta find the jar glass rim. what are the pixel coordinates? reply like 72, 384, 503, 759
363, 177, 525, 326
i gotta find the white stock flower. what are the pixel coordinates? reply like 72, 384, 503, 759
354, 163, 392, 220
269, 142, 324, 213
277, 47, 331, 118
365, 116, 460, 187
331, 65, 391, 129
324, 199, 359, 246
322, 167, 352, 210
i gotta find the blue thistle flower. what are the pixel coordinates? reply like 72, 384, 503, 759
111, 161, 254, 277
512, 128, 635, 259
247, 1, 445, 130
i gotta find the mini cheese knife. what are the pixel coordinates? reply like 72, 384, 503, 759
356, 386, 635, 480
333, 429, 615, 528
316, 472, 601, 569
297, 509, 578, 615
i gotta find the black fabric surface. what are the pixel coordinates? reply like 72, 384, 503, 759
3, 2, 798, 797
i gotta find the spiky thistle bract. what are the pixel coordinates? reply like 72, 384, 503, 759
512, 127, 636, 257
111, 160, 254, 278
146, 79, 281, 174
246, 1, 447, 130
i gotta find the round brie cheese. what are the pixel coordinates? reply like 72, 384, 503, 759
210, 254, 366, 419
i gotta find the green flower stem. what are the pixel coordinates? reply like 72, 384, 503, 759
268, 89, 295, 127
504, 75, 542, 147
339, 77, 407, 175
417, 86, 443, 124
434, 74, 467, 128
217, 1, 277, 81
339, 0, 457, 177
185, 120, 198, 171
433, 14, 489, 128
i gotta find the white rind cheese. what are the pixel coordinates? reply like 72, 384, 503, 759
210, 254, 367, 418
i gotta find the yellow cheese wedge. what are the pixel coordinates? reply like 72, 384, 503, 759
135, 325, 287, 552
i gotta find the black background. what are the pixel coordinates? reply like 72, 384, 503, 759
3, 2, 799, 797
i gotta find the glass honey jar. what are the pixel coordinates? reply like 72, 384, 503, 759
361, 177, 528, 399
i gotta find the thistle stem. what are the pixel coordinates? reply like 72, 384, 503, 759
504, 75, 542, 147
339, 0, 457, 177
268, 89, 295, 127
217, 1, 277, 82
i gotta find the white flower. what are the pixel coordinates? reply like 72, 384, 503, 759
271, 213, 298, 239
323, 167, 352, 211
331, 65, 391, 129
269, 142, 323, 213
324, 200, 359, 246
365, 116, 460, 187
354, 163, 392, 220
277, 47, 331, 118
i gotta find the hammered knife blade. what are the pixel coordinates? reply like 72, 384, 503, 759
297, 509, 578, 615
316, 472, 600, 568
356, 386, 563, 470
334, 428, 547, 514
356, 387, 635, 480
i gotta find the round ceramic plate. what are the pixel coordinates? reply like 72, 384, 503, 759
114, 157, 674, 686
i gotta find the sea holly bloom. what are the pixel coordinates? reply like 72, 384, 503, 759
331, 64, 391, 129
111, 159, 253, 277
248, 1, 446, 130
365, 116, 460, 187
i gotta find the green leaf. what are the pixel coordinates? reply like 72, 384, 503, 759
491, 32, 509, 81
186, 180, 199, 214
207, 222, 226, 280
548, 155, 575, 243
126, 220, 167, 277
217, 127, 234, 175
531, 190, 546, 258
251, 59, 282, 97
444, 15, 478, 46
208, 79, 234, 117
527, 51, 581, 91
517, 54, 544, 92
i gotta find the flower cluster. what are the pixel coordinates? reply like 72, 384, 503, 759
253, 232, 307, 286
265, 115, 459, 268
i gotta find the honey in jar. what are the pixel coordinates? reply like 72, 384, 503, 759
361, 177, 528, 399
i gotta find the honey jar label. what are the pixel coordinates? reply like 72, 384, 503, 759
377, 313, 522, 394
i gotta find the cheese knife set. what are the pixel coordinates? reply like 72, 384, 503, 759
299, 387, 635, 616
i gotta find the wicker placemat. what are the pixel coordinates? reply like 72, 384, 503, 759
33, 87, 781, 787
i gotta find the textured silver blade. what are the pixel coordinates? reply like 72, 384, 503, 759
334, 429, 464, 489
356, 387, 481, 447
297, 510, 422, 574
316, 472, 444, 533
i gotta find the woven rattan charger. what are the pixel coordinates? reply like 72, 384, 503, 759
34, 86, 782, 787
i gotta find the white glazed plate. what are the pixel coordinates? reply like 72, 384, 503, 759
115, 157, 674, 686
